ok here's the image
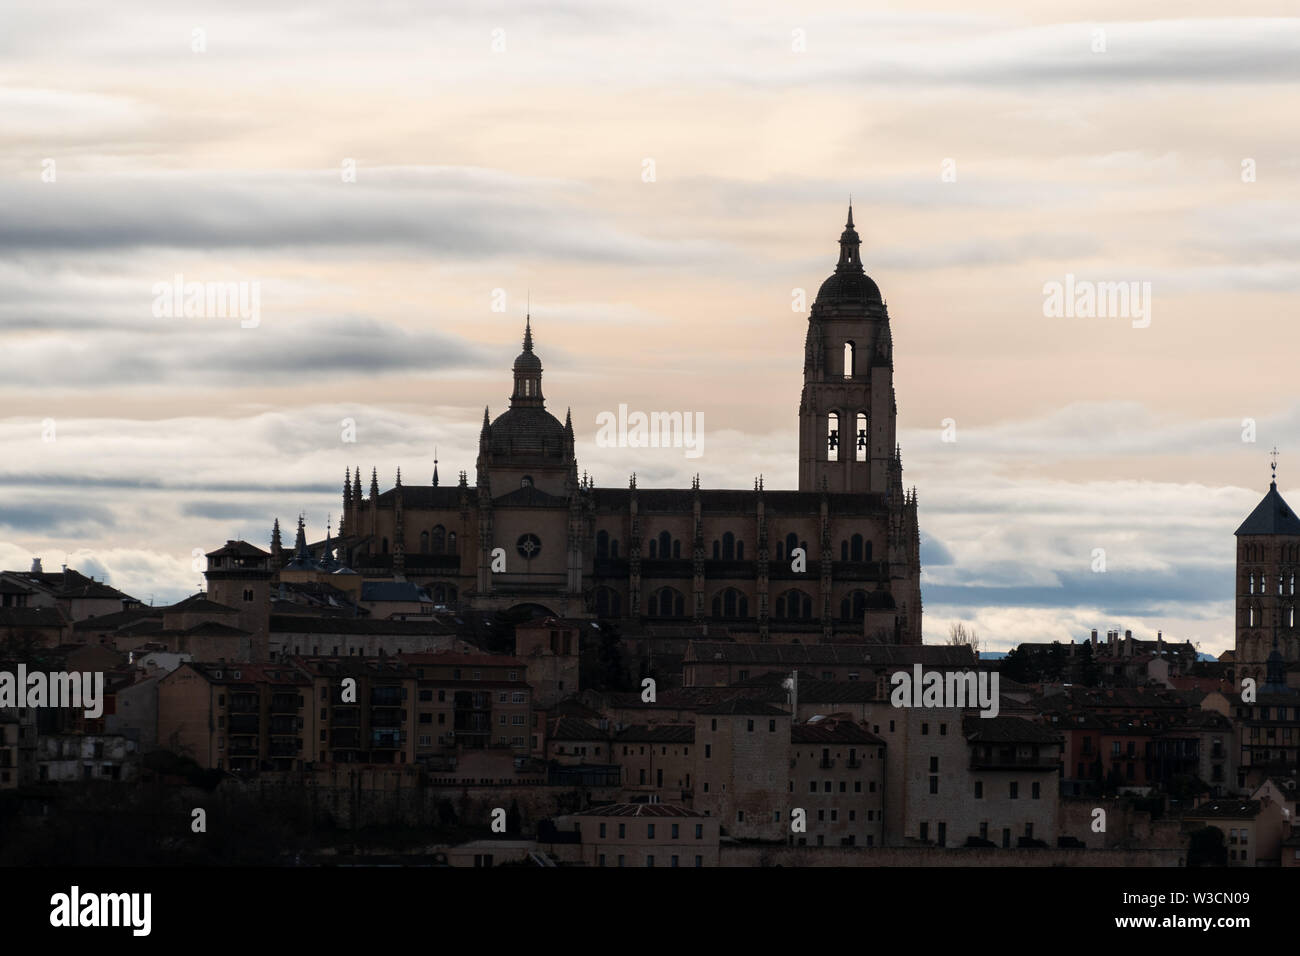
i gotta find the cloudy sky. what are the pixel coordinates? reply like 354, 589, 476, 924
2, 1, 1298, 653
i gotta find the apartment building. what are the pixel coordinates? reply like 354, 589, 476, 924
403, 653, 531, 759
157, 662, 315, 771
297, 658, 416, 765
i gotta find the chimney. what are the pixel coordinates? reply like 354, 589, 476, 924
31, 557, 42, 573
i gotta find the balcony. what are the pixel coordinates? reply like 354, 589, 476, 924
332, 712, 360, 727
370, 688, 403, 707
269, 695, 299, 714
269, 717, 299, 735
332, 730, 361, 748
269, 740, 300, 757
228, 715, 259, 734
845, 758, 862, 769
371, 731, 406, 749
229, 695, 259, 714
228, 745, 259, 757
819, 758, 835, 769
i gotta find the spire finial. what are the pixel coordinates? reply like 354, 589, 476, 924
847, 197, 853, 229
433, 446, 439, 487
523, 312, 533, 352
1271, 446, 1279, 486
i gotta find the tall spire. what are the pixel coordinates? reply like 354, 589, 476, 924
837, 201, 862, 272
293, 514, 309, 558
369, 467, 379, 499
433, 446, 439, 487
270, 518, 283, 557
523, 312, 534, 352
1271, 446, 1279, 487
353, 467, 362, 501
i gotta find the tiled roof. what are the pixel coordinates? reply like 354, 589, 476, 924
792, 721, 882, 744
685, 641, 974, 667
962, 716, 1062, 744
205, 540, 271, 559
1186, 800, 1262, 819
615, 724, 695, 744
0, 606, 69, 628
1236, 483, 1300, 536
549, 717, 605, 741
270, 616, 458, 636
73, 607, 164, 631
186, 662, 311, 685
697, 698, 789, 716
163, 594, 239, 615
400, 652, 524, 668
1, 568, 135, 602
579, 803, 703, 817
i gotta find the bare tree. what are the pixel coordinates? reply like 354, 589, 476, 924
947, 621, 980, 654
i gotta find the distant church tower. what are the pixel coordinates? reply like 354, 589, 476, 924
1234, 451, 1300, 685
798, 205, 900, 494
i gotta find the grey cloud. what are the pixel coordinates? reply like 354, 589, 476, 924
0, 172, 728, 266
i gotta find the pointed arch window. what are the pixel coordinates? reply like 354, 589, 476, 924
447, 532, 457, 555
851, 534, 864, 562
856, 413, 868, 462
431, 525, 446, 555
597, 530, 610, 559
659, 531, 671, 560
827, 412, 840, 462
843, 341, 856, 379
420, 530, 429, 554
722, 532, 735, 561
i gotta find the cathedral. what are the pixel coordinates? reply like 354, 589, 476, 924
330, 208, 924, 644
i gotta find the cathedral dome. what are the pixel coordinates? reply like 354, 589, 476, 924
816, 270, 881, 304
489, 406, 567, 456
814, 204, 883, 307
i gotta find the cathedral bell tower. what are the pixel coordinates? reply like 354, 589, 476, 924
798, 205, 899, 494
